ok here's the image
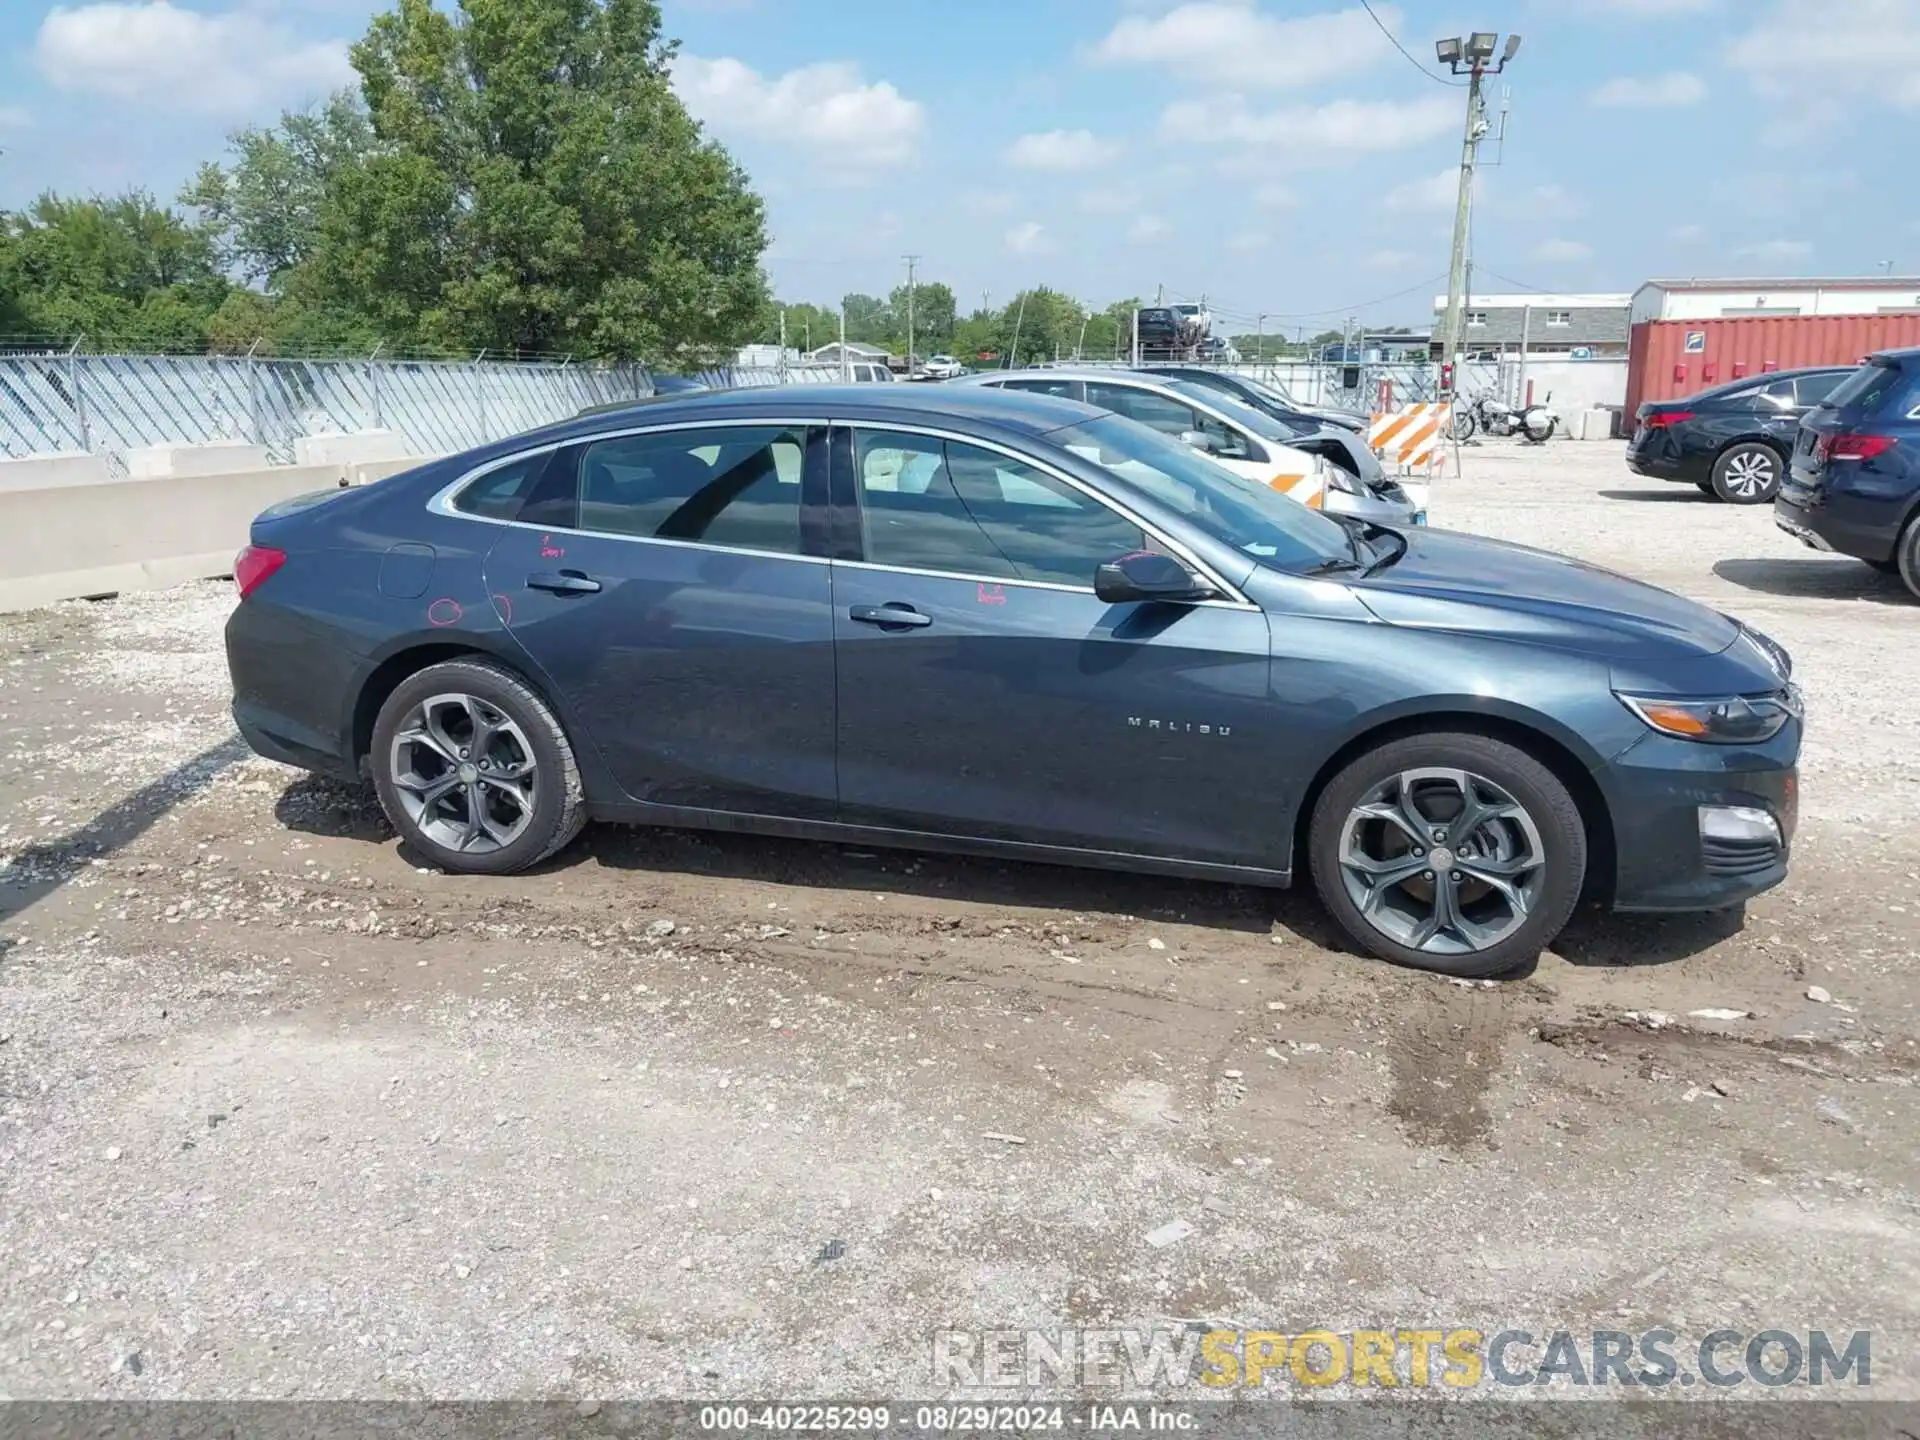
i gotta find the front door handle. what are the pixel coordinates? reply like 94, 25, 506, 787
848, 602, 932, 629
527, 570, 601, 595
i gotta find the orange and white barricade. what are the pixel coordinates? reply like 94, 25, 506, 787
1368, 402, 1450, 475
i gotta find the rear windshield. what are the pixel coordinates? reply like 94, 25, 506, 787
1821, 361, 1907, 415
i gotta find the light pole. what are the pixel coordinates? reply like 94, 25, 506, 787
903, 254, 920, 374
1256, 313, 1267, 364
1434, 31, 1521, 396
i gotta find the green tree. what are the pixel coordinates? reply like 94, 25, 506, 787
303, 0, 769, 360
1001, 287, 1084, 368
888, 280, 955, 355
840, 292, 893, 349
4, 191, 226, 344
182, 92, 375, 290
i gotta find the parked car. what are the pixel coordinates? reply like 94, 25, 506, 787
226, 385, 1801, 976
849, 362, 893, 383
1155, 365, 1369, 436
1627, 366, 1855, 504
1777, 347, 1920, 595
922, 355, 965, 380
953, 368, 1420, 526
1144, 367, 1383, 481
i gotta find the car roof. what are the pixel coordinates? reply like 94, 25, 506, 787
532, 381, 1105, 447
1868, 346, 1920, 364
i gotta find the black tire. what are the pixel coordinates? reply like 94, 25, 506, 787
1710, 442, 1782, 504
370, 658, 586, 875
1307, 732, 1587, 978
1898, 515, 1920, 601
1864, 557, 1900, 575
1449, 408, 1476, 442
1694, 480, 1717, 497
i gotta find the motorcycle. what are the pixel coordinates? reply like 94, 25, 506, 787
1448, 390, 1559, 444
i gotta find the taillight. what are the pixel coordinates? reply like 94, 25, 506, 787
1829, 433, 1896, 461
1642, 410, 1695, 430
233, 544, 286, 598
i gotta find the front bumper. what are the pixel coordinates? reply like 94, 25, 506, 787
1325, 483, 1423, 527
1603, 726, 1800, 912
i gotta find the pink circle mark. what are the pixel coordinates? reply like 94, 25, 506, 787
426, 597, 464, 627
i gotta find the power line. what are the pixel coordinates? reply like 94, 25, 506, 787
1360, 0, 1467, 87
1191, 273, 1451, 324
1476, 266, 1556, 294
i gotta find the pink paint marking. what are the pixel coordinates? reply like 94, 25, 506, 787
426, 597, 463, 627
977, 582, 1007, 606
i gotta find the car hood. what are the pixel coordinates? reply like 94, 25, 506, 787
1351, 528, 1740, 659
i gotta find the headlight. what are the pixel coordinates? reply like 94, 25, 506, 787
1616, 690, 1800, 744
1323, 459, 1362, 495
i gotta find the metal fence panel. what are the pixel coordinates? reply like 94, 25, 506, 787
0, 353, 653, 465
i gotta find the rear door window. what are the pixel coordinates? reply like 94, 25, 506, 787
1085, 382, 1202, 438
454, 452, 553, 520
1792, 372, 1847, 407
577, 426, 806, 555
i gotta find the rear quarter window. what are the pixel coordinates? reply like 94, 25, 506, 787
1822, 361, 1911, 416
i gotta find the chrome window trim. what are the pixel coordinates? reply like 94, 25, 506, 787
837, 419, 1255, 608
424, 414, 1256, 608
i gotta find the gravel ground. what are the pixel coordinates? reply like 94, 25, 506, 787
0, 439, 1916, 1406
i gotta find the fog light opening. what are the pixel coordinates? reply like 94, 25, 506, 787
1699, 805, 1782, 845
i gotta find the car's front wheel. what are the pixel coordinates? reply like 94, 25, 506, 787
1897, 515, 1920, 601
1307, 733, 1587, 977
370, 658, 586, 874
1710, 442, 1782, 504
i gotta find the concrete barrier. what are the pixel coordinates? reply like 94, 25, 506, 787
125, 441, 275, 478
347, 455, 436, 487
0, 464, 345, 613
294, 430, 412, 466
0, 453, 116, 492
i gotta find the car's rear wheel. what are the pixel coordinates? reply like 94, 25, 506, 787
370, 658, 585, 874
1897, 515, 1920, 601
1307, 733, 1587, 977
1694, 480, 1716, 497
1710, 442, 1782, 504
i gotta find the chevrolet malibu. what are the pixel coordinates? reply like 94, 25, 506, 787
226, 386, 1801, 977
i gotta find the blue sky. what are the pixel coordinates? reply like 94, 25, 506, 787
3, 0, 1917, 331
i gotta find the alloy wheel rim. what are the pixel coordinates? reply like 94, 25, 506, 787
1337, 767, 1546, 955
389, 693, 537, 853
1725, 451, 1774, 497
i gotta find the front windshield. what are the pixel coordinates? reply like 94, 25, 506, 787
1165, 379, 1303, 441
1046, 414, 1353, 574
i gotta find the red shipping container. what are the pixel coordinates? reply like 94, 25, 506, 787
1625, 314, 1920, 416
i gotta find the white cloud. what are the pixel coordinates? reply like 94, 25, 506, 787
0, 106, 32, 131
1076, 188, 1134, 215
1590, 71, 1707, 107
1364, 249, 1416, 270
1005, 221, 1053, 255
34, 1, 354, 117
1161, 93, 1456, 159
1252, 182, 1295, 210
1727, 0, 1920, 131
1672, 222, 1707, 241
672, 56, 924, 173
1225, 232, 1270, 252
1092, 1, 1393, 89
1733, 238, 1813, 261
1533, 238, 1594, 261
1381, 167, 1461, 213
1127, 215, 1171, 243
1005, 128, 1121, 171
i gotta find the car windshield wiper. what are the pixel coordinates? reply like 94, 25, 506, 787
1359, 527, 1409, 576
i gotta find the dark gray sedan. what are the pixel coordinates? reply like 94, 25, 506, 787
226, 385, 1800, 976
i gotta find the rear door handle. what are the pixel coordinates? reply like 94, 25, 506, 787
527, 570, 601, 594
848, 603, 932, 629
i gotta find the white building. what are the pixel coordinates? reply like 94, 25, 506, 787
1631, 277, 1920, 323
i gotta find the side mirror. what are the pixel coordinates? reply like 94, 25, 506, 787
1179, 429, 1218, 454
1094, 550, 1215, 604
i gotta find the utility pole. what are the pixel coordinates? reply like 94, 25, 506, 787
1256, 313, 1267, 364
1006, 291, 1028, 370
778, 308, 788, 381
1435, 31, 1521, 397
838, 302, 849, 382
1155, 282, 1164, 306
903, 254, 920, 374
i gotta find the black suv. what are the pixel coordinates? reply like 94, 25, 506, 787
1627, 366, 1854, 503
1778, 348, 1920, 596
1134, 308, 1180, 359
